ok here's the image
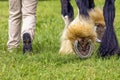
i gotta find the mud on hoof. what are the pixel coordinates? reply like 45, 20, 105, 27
73, 38, 94, 58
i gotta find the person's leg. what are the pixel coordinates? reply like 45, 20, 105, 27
7, 0, 22, 51
21, 0, 38, 53
21, 0, 38, 40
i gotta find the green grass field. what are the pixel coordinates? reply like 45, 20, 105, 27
0, 0, 120, 80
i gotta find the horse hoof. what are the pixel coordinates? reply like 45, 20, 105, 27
73, 39, 94, 58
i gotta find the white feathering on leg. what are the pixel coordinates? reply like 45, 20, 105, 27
59, 28, 74, 54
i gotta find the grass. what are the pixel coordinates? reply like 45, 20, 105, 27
0, 0, 120, 80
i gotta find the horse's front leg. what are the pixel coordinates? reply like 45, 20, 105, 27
98, 0, 119, 57
60, 0, 74, 28
59, 0, 74, 54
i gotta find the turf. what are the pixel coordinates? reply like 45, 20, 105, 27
0, 0, 120, 80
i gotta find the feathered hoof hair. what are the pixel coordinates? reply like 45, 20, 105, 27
59, 16, 97, 55
59, 0, 97, 57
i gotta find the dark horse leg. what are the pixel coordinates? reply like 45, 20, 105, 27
59, 0, 74, 54
98, 0, 119, 57
75, 0, 89, 17
75, 0, 95, 17
72, 0, 96, 58
60, 0, 74, 27
89, 0, 95, 9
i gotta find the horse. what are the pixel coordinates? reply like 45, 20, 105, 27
59, 0, 119, 58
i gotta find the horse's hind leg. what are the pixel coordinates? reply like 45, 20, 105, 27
60, 0, 74, 28
72, 0, 95, 58
59, 0, 74, 54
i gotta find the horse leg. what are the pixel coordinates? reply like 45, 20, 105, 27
59, 0, 74, 54
75, 0, 89, 17
69, 0, 96, 58
98, 0, 119, 57
60, 0, 74, 28
89, 0, 95, 9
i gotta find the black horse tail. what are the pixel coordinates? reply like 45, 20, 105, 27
60, 0, 74, 19
98, 0, 119, 57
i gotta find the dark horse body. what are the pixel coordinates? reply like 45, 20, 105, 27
60, 0, 119, 57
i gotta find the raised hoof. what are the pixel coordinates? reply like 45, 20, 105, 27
74, 39, 94, 58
